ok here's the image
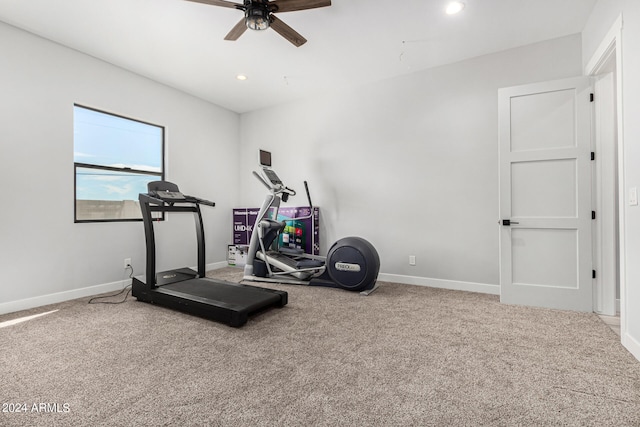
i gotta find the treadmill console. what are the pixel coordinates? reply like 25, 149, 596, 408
143, 182, 215, 207
152, 190, 186, 201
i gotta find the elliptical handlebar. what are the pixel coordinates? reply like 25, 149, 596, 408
253, 169, 296, 197
303, 181, 313, 209
252, 167, 315, 219
252, 171, 271, 190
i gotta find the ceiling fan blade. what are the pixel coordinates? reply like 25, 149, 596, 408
184, 0, 243, 9
270, 0, 331, 13
225, 18, 248, 40
270, 15, 307, 47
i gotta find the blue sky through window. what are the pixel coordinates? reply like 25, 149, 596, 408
75, 167, 160, 201
74, 106, 163, 202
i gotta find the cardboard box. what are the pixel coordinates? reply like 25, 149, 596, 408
233, 206, 319, 255
227, 244, 248, 267
232, 208, 260, 247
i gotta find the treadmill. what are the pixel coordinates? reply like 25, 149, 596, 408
131, 181, 287, 327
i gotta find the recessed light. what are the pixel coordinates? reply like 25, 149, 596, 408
236, 74, 248, 81
445, 1, 465, 15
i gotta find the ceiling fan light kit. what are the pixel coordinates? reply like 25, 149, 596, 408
185, 0, 331, 47
246, 4, 270, 30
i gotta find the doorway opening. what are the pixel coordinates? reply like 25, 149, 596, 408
585, 15, 624, 323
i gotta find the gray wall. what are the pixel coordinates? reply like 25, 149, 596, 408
239, 34, 583, 289
582, 0, 640, 360
0, 21, 240, 311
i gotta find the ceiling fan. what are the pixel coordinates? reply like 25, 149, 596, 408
185, 0, 331, 47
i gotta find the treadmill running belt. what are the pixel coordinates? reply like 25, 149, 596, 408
161, 278, 282, 311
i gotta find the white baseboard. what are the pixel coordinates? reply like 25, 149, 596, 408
206, 261, 230, 271
377, 273, 500, 295
622, 331, 640, 362
211, 263, 500, 295
0, 261, 233, 316
0, 279, 130, 316
0, 266, 497, 317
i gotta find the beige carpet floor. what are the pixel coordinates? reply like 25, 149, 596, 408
1, 267, 639, 426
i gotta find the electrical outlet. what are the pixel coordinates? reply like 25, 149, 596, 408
409, 255, 416, 266
630, 187, 638, 206
124, 258, 132, 269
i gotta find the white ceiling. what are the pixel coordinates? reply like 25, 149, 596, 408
0, 0, 597, 113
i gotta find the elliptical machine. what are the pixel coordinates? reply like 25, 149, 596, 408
243, 150, 381, 295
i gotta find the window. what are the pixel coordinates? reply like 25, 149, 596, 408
74, 105, 164, 222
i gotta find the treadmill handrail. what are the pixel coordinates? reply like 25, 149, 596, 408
140, 192, 215, 207
139, 190, 213, 287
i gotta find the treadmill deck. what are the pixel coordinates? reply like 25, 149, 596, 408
132, 276, 287, 327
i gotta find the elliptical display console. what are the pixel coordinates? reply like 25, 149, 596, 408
243, 150, 381, 295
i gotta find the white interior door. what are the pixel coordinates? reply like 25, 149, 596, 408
499, 76, 593, 312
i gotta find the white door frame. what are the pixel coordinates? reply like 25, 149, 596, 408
591, 72, 617, 316
585, 16, 626, 324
